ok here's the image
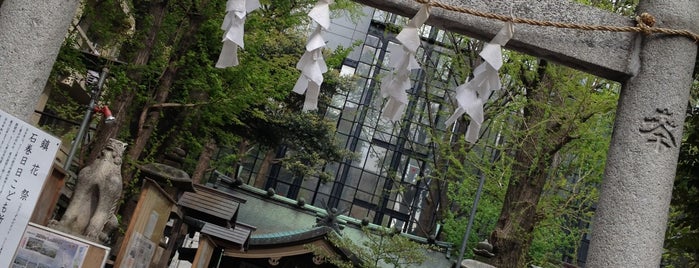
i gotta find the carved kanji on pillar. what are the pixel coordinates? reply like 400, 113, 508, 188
640, 108, 678, 152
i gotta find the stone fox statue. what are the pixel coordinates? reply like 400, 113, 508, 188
51, 139, 127, 244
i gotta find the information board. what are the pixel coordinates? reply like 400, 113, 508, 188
0, 109, 61, 267
12, 223, 89, 268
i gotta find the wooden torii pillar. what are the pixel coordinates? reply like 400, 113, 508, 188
353, 0, 698, 266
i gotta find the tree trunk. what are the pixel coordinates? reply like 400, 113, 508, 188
87, 0, 169, 165
253, 148, 276, 189
490, 60, 570, 267
418, 110, 473, 237
192, 139, 217, 184
232, 139, 249, 178
416, 175, 449, 238
489, 149, 550, 267
126, 6, 209, 180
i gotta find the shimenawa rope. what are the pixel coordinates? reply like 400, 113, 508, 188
413, 0, 699, 43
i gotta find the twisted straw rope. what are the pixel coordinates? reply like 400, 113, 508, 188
413, 0, 699, 43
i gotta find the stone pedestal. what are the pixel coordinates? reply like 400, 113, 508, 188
461, 259, 496, 268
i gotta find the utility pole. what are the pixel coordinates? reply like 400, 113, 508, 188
63, 68, 110, 171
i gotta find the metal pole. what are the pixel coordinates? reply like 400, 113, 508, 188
456, 171, 487, 266
63, 67, 109, 171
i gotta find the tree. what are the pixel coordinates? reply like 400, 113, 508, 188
431, 53, 617, 266
663, 56, 699, 267
315, 227, 431, 268
486, 1, 637, 265
44, 0, 362, 236
486, 59, 618, 266
46, 0, 360, 185
159, 2, 359, 186
528, 101, 615, 265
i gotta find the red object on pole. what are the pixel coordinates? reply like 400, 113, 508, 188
93, 106, 116, 123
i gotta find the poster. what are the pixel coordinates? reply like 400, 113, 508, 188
122, 232, 156, 268
11, 224, 88, 268
0, 109, 61, 267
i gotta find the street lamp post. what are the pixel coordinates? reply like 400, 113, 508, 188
456, 171, 488, 266
63, 67, 111, 171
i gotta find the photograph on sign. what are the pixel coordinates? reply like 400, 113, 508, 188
122, 232, 156, 268
11, 224, 89, 268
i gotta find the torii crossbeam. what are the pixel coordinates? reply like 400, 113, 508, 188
352, 0, 699, 266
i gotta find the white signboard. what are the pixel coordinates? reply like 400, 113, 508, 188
0, 109, 61, 267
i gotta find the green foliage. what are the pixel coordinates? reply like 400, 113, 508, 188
664, 69, 699, 267
524, 67, 617, 266
319, 227, 432, 268
238, 108, 354, 179
436, 44, 618, 264
575, 0, 638, 16
81, 0, 134, 47
46, 37, 89, 121
92, 0, 362, 176
529, 109, 614, 266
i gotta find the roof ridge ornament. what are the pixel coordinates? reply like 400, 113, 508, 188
315, 200, 348, 235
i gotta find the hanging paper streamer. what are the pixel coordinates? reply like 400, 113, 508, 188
445, 22, 514, 143
293, 0, 333, 111
379, 5, 430, 121
216, 0, 261, 68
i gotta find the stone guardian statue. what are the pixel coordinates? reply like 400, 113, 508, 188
51, 138, 127, 244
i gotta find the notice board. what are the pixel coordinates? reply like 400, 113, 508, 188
0, 109, 61, 267
11, 222, 110, 268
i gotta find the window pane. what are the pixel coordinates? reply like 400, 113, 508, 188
341, 186, 356, 202
340, 65, 356, 77
419, 24, 432, 38
357, 62, 372, 77
350, 205, 370, 219
358, 172, 380, 198
403, 158, 422, 184
364, 145, 386, 174
338, 119, 353, 134
360, 46, 377, 63
325, 107, 341, 122
372, 10, 388, 22
365, 35, 380, 47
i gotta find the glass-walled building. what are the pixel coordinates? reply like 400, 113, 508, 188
228, 8, 464, 235
212, 7, 594, 266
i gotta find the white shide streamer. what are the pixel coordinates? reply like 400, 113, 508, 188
293, 0, 333, 111
216, 0, 261, 68
445, 22, 514, 143
379, 5, 430, 121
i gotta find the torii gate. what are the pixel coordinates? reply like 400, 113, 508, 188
352, 0, 698, 267
0, 0, 697, 266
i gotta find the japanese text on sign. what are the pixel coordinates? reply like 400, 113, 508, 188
0, 109, 60, 268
